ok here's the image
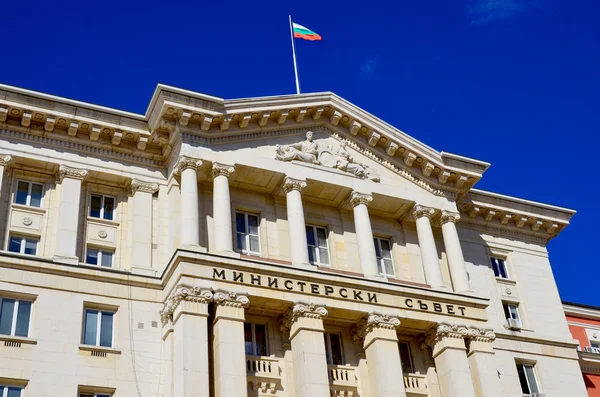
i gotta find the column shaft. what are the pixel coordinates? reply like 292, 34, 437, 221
130, 180, 158, 272
283, 177, 309, 265
212, 164, 235, 253
55, 165, 88, 263
441, 211, 471, 292
413, 205, 444, 288
467, 330, 502, 397
176, 157, 202, 247
351, 192, 379, 277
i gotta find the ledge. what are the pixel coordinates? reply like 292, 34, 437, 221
79, 344, 121, 355
10, 203, 46, 215
495, 277, 517, 286
0, 335, 37, 345
86, 216, 120, 227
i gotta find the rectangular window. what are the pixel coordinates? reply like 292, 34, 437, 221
0, 298, 32, 337
374, 237, 395, 277
324, 332, 344, 365
14, 180, 44, 208
244, 322, 268, 356
8, 235, 38, 255
90, 194, 115, 221
236, 212, 260, 255
398, 341, 414, 373
516, 363, 540, 395
83, 309, 114, 348
0, 387, 22, 397
86, 247, 114, 268
503, 302, 522, 328
306, 225, 330, 265
490, 257, 509, 279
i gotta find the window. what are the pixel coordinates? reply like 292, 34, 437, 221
244, 322, 268, 356
516, 363, 540, 395
0, 298, 31, 337
398, 342, 414, 373
86, 247, 114, 267
90, 194, 115, 221
306, 225, 329, 265
0, 386, 22, 397
236, 212, 260, 255
8, 235, 38, 255
374, 237, 395, 277
592, 341, 600, 348
490, 257, 509, 279
503, 302, 522, 328
83, 309, 114, 348
14, 180, 43, 208
80, 394, 111, 397
324, 332, 344, 365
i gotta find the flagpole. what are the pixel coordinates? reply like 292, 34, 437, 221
289, 15, 301, 94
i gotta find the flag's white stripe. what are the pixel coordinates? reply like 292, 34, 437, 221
292, 22, 314, 32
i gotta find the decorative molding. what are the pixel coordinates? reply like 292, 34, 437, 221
173, 155, 203, 175
212, 290, 250, 309
465, 327, 496, 343
280, 302, 328, 335
412, 204, 436, 220
458, 218, 549, 245
58, 164, 88, 182
440, 210, 460, 224
97, 230, 108, 239
352, 313, 401, 344
211, 162, 235, 179
249, 379, 279, 394
21, 217, 32, 226
160, 284, 213, 326
282, 176, 307, 194
130, 179, 160, 194
0, 154, 13, 167
423, 323, 470, 347
349, 191, 373, 208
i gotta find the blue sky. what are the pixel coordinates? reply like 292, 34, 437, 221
1, 0, 598, 305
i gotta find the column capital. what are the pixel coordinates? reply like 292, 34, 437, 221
280, 302, 328, 335
213, 290, 250, 309
350, 191, 373, 207
0, 154, 13, 167
352, 312, 401, 344
440, 210, 461, 224
160, 284, 213, 326
465, 327, 496, 343
58, 164, 88, 183
282, 176, 307, 194
423, 322, 470, 347
130, 178, 159, 195
212, 162, 235, 179
412, 204, 436, 219
174, 155, 203, 175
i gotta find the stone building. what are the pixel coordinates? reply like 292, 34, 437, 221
0, 82, 587, 397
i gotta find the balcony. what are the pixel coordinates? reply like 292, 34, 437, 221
328, 364, 358, 397
246, 355, 281, 394
404, 373, 428, 396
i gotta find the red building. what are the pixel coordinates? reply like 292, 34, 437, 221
564, 302, 600, 397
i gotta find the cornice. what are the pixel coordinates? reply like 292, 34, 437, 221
564, 303, 600, 322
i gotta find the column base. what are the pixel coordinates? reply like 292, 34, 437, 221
130, 266, 158, 277
53, 254, 79, 265
179, 244, 208, 253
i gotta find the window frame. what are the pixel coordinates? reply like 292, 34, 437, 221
0, 297, 32, 337
324, 331, 345, 366
516, 362, 541, 395
7, 234, 38, 256
85, 246, 115, 268
374, 236, 395, 277
14, 179, 44, 208
398, 341, 415, 373
82, 308, 115, 348
79, 393, 111, 397
89, 194, 116, 221
306, 224, 330, 266
503, 302, 522, 328
244, 321, 269, 357
490, 256, 509, 279
235, 211, 261, 255
0, 386, 23, 397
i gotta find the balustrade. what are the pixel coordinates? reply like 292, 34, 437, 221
404, 373, 428, 396
246, 355, 281, 394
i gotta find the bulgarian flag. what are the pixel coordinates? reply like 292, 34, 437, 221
292, 22, 322, 41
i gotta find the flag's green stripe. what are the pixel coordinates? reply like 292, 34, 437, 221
293, 27, 316, 35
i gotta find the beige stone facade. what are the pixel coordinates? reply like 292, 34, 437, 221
0, 83, 586, 397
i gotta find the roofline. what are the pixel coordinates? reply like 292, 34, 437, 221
470, 188, 577, 215
564, 301, 600, 321
441, 151, 491, 170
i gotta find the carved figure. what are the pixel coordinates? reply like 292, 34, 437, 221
275, 131, 319, 164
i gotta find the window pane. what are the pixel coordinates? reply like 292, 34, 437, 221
90, 195, 102, 218
100, 312, 114, 347
101, 252, 113, 268
249, 236, 260, 253
103, 197, 115, 220
380, 239, 392, 259
84, 310, 98, 345
7, 388, 22, 397
491, 258, 499, 277
8, 236, 22, 253
307, 245, 316, 264
516, 364, 531, 394
318, 248, 329, 265
255, 323, 268, 356
499, 260, 508, 278
247, 214, 259, 235
509, 305, 519, 320
24, 239, 37, 255
237, 233, 246, 252
398, 342, 414, 373
324, 334, 332, 365
86, 248, 99, 265
316, 228, 328, 248
524, 365, 539, 393
503, 304, 511, 319
30, 183, 43, 207
384, 259, 394, 275
0, 298, 16, 335
15, 300, 31, 337
306, 226, 316, 246
329, 333, 343, 365
15, 181, 29, 205
374, 238, 382, 258
96, 394, 111, 397
244, 322, 254, 356
236, 213, 246, 234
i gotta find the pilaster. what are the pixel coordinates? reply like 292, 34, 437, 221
0, 154, 13, 197
129, 179, 159, 274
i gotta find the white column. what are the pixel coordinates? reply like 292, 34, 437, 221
54, 165, 88, 264
350, 191, 379, 277
281, 303, 330, 397
440, 211, 471, 293
0, 154, 13, 197
467, 329, 502, 397
174, 156, 203, 248
212, 163, 235, 253
161, 285, 213, 397
283, 177, 310, 265
212, 291, 250, 397
355, 314, 407, 397
413, 205, 444, 288
425, 323, 477, 397
130, 179, 159, 274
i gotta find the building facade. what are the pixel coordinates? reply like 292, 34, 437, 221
564, 302, 600, 396
0, 82, 586, 397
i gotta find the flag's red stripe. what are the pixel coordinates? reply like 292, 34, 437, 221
294, 32, 322, 41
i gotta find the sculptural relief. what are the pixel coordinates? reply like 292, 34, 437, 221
275, 131, 380, 182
